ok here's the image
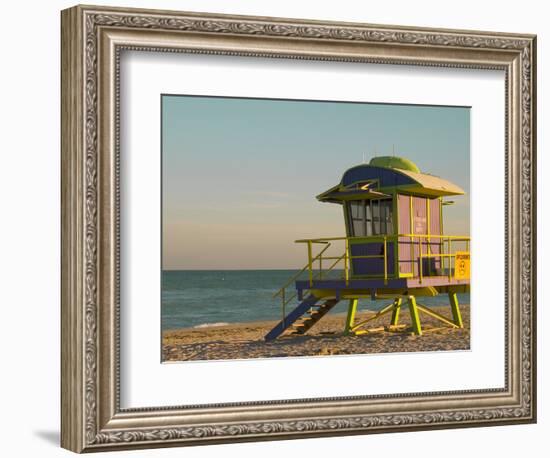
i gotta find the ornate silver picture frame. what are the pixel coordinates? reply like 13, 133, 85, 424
61, 4, 536, 453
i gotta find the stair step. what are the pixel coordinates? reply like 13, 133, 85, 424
296, 317, 312, 323
265, 296, 340, 341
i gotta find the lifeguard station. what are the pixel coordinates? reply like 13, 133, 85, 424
265, 156, 470, 341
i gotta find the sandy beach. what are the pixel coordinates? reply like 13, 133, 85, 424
162, 304, 470, 362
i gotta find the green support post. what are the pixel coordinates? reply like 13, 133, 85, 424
390, 297, 402, 326
408, 295, 422, 335
448, 291, 464, 328
344, 299, 358, 335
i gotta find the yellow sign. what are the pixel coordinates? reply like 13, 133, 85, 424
454, 251, 470, 279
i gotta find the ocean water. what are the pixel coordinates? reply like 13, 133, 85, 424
161, 270, 470, 331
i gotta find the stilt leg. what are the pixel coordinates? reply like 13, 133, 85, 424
344, 299, 358, 335
408, 295, 422, 335
448, 292, 464, 328
390, 297, 402, 326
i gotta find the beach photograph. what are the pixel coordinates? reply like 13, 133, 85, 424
161, 95, 471, 362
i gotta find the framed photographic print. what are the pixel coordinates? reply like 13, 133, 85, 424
61, 4, 537, 453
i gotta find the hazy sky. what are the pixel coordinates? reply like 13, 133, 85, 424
162, 95, 470, 270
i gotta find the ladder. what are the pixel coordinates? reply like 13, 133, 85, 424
264, 296, 339, 341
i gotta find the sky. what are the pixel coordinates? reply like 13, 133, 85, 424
162, 95, 470, 270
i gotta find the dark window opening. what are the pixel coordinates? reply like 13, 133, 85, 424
348, 199, 393, 236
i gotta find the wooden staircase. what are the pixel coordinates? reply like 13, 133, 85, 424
264, 296, 340, 341
287, 299, 339, 335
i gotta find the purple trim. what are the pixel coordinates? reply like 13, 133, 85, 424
295, 276, 469, 291
342, 165, 415, 188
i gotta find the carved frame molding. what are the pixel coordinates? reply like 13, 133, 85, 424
61, 5, 536, 452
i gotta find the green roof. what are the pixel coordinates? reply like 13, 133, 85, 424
369, 156, 420, 173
